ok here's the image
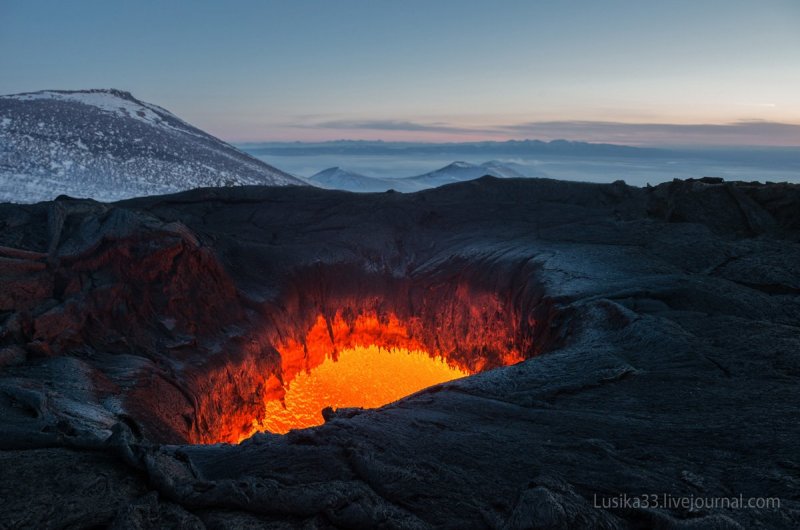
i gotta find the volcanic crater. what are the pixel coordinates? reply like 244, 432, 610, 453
1, 177, 799, 528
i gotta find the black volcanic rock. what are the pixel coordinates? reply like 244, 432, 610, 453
0, 177, 799, 528
0, 89, 305, 203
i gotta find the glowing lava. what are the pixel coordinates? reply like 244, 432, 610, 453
259, 345, 470, 434
228, 311, 523, 439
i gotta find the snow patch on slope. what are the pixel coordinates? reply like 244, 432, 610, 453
0, 89, 304, 203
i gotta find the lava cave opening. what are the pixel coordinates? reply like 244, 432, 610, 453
136, 263, 556, 445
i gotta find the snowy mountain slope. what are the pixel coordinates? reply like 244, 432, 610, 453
0, 89, 304, 203
306, 167, 417, 192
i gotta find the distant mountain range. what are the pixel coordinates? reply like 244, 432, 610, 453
240, 140, 800, 174
306, 161, 530, 192
0, 89, 304, 203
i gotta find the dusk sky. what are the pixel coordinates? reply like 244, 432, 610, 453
2, 0, 799, 146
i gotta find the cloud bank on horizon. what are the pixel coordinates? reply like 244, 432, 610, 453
304, 119, 800, 147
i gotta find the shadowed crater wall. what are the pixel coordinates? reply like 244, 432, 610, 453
0, 189, 563, 446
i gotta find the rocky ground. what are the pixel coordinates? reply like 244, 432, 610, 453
0, 177, 799, 528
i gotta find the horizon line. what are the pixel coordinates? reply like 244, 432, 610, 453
232, 138, 800, 149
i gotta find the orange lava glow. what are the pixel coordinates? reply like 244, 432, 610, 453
258, 345, 470, 434
226, 311, 524, 440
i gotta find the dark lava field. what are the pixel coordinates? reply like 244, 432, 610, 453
1, 177, 799, 528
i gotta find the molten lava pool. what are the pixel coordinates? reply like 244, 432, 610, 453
226, 310, 522, 440
260, 345, 470, 433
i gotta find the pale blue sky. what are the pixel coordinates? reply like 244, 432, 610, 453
1, 0, 799, 144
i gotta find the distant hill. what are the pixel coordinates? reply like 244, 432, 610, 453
402, 161, 527, 189
0, 89, 304, 203
307, 167, 407, 192
304, 161, 529, 193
